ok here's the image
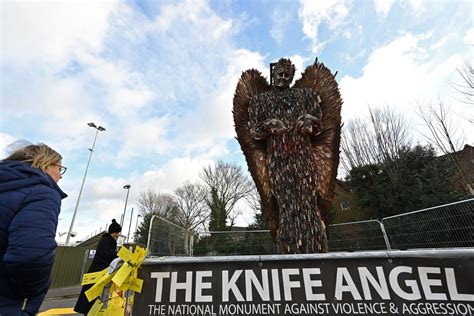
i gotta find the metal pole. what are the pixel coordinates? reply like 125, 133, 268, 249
134, 214, 141, 242
189, 234, 194, 257
120, 186, 131, 227
379, 220, 392, 250
146, 215, 157, 255
66, 127, 100, 245
80, 249, 89, 283
126, 208, 134, 243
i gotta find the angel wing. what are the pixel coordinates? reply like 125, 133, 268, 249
294, 59, 343, 228
232, 69, 280, 238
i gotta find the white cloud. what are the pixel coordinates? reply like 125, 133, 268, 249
298, 0, 351, 53
1, 0, 249, 169
176, 49, 267, 154
115, 116, 173, 164
78, 54, 156, 118
464, 28, 474, 45
0, 1, 156, 162
289, 54, 311, 81
430, 33, 455, 50
406, 0, 425, 12
373, 0, 396, 17
152, 0, 233, 39
143, 156, 213, 192
339, 33, 472, 143
365, 0, 431, 30
270, 7, 292, 45
57, 155, 215, 242
0, 133, 18, 158
1, 1, 118, 65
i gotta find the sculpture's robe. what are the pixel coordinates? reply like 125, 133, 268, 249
248, 87, 327, 253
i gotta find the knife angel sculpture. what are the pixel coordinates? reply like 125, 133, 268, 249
233, 58, 342, 253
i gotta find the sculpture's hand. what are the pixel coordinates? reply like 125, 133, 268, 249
262, 118, 287, 134
296, 114, 322, 135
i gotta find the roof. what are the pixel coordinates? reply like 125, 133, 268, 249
74, 231, 106, 248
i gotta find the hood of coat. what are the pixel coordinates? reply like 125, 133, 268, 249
0, 160, 68, 199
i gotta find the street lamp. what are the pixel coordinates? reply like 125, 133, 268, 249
120, 184, 131, 227
126, 207, 134, 243
66, 122, 106, 245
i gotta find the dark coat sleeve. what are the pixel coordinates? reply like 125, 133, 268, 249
88, 235, 118, 272
3, 185, 60, 298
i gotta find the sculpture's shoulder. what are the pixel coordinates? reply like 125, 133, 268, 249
250, 90, 274, 104
293, 86, 316, 96
251, 87, 315, 103
253, 90, 274, 99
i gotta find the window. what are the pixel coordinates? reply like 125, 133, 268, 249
340, 201, 350, 211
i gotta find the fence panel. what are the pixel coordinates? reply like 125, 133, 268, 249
192, 230, 277, 256
147, 216, 191, 257
147, 199, 474, 256
328, 220, 387, 252
382, 198, 474, 249
51, 246, 90, 288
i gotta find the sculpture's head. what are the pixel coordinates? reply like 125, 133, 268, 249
272, 58, 295, 90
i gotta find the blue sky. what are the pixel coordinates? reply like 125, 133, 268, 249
1, 0, 472, 243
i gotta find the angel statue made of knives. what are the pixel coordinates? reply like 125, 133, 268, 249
233, 58, 342, 254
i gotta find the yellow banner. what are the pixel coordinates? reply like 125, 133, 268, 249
85, 246, 147, 315
85, 273, 112, 302
87, 300, 103, 316
117, 246, 133, 262
131, 246, 147, 265
81, 268, 108, 285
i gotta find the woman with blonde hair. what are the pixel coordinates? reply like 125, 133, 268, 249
0, 142, 67, 315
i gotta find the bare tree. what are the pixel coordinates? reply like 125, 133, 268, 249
200, 161, 253, 229
418, 101, 464, 154
340, 117, 378, 171
450, 60, 474, 123
245, 182, 262, 216
452, 60, 474, 106
135, 189, 180, 248
417, 101, 471, 193
174, 181, 209, 232
341, 106, 411, 175
137, 189, 178, 219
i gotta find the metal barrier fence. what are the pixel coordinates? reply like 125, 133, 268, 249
192, 230, 277, 256
146, 198, 473, 256
146, 215, 192, 256
382, 198, 474, 249
328, 220, 389, 251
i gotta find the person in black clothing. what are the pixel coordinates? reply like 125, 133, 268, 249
74, 219, 121, 314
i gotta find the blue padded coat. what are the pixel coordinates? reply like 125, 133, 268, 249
0, 161, 67, 315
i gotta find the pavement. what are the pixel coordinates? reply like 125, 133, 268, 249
44, 285, 82, 300
38, 285, 82, 315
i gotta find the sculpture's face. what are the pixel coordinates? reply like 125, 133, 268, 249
274, 67, 293, 89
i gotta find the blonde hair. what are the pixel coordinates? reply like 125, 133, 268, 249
4, 143, 62, 173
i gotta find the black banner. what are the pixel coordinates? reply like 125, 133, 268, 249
133, 250, 474, 315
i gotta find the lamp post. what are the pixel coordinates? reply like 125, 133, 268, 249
126, 207, 134, 243
120, 184, 131, 227
66, 122, 106, 245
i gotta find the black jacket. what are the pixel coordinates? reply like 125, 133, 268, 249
74, 234, 118, 314
88, 234, 118, 273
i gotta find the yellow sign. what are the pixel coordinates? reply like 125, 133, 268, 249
117, 246, 133, 262
87, 300, 103, 316
85, 272, 112, 301
81, 268, 107, 285
111, 262, 133, 287
81, 246, 147, 316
